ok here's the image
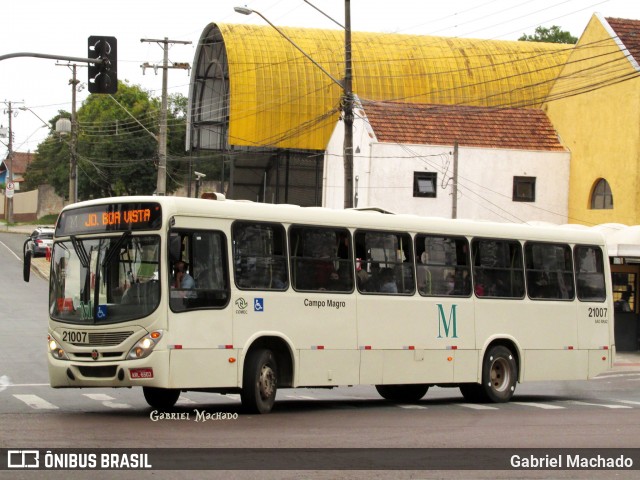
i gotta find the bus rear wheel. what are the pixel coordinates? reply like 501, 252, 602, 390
143, 387, 181, 409
460, 345, 517, 403
241, 349, 278, 414
375, 384, 429, 403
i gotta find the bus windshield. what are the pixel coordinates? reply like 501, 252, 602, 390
49, 234, 161, 324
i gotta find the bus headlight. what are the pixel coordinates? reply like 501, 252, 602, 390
48, 334, 69, 360
127, 330, 163, 360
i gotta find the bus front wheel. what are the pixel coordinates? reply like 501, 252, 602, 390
241, 349, 278, 414
460, 345, 517, 403
143, 387, 181, 409
375, 384, 429, 403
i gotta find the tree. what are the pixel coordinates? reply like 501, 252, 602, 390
24, 81, 188, 200
518, 26, 577, 44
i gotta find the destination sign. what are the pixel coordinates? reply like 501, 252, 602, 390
55, 202, 162, 236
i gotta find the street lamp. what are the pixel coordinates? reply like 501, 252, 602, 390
234, 3, 354, 209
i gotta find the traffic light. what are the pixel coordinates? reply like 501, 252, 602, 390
88, 36, 117, 94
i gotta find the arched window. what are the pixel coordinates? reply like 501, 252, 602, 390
590, 179, 613, 209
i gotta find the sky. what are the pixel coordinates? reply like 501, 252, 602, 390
2, 0, 640, 160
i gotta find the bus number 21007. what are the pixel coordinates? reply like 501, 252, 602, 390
588, 307, 608, 318
62, 330, 89, 344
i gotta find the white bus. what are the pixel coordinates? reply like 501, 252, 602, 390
26, 195, 614, 413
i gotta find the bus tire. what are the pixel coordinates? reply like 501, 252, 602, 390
143, 387, 181, 409
375, 384, 429, 403
460, 346, 517, 403
241, 349, 278, 414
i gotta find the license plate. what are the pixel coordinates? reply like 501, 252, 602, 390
129, 368, 153, 379
61, 329, 89, 344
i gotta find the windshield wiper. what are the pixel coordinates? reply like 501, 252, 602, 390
102, 231, 131, 268
70, 236, 90, 269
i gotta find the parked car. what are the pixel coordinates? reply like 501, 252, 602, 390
26, 226, 55, 257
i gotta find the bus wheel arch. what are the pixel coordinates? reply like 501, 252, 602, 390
142, 386, 181, 409
375, 384, 429, 403
460, 340, 519, 403
240, 336, 294, 414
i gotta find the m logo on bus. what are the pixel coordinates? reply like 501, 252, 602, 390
437, 304, 458, 338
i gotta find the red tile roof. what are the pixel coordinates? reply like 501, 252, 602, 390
1, 151, 34, 176
361, 102, 565, 151
606, 17, 640, 65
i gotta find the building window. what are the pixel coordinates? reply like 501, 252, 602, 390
513, 176, 536, 202
590, 178, 613, 209
414, 172, 437, 198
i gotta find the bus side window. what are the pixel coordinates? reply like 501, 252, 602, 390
524, 242, 574, 300
169, 229, 230, 312
354, 230, 414, 295
289, 226, 353, 292
232, 222, 288, 291
472, 238, 525, 299
415, 234, 471, 297
574, 245, 606, 302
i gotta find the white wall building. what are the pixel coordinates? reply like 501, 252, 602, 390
323, 100, 570, 224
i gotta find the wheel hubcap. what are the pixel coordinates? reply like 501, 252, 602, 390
490, 357, 510, 392
259, 364, 276, 400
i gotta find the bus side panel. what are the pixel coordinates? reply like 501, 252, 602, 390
298, 350, 360, 386
453, 349, 480, 383
588, 349, 612, 378
576, 302, 613, 351
357, 296, 475, 384
523, 349, 588, 381
382, 350, 453, 384
168, 309, 235, 388
475, 300, 578, 351
169, 349, 239, 388
233, 292, 359, 387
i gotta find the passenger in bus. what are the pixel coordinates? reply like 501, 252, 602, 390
379, 268, 398, 293
173, 261, 195, 296
417, 252, 431, 294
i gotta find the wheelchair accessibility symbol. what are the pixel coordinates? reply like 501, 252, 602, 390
97, 305, 108, 319
254, 298, 264, 312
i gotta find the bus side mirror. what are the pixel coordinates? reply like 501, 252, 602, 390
24, 250, 32, 283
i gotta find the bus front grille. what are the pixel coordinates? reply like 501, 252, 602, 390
77, 366, 118, 378
70, 331, 134, 347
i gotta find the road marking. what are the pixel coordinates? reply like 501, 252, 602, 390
458, 403, 498, 410
83, 393, 131, 409
397, 404, 428, 409
1, 383, 50, 387
512, 402, 565, 410
14, 394, 59, 410
0, 375, 11, 392
285, 395, 316, 400
614, 400, 640, 406
212, 393, 240, 401
594, 373, 640, 380
568, 400, 632, 409
0, 239, 22, 262
176, 395, 197, 405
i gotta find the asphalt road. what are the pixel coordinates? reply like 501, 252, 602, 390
1, 230, 639, 480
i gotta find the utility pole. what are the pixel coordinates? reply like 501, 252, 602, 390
56, 63, 81, 203
343, 0, 354, 209
452, 141, 459, 219
141, 37, 191, 196
3, 101, 22, 224
236, 1, 355, 208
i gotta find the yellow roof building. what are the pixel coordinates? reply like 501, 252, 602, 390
189, 23, 571, 152
545, 14, 640, 226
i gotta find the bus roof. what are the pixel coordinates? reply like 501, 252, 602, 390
61, 195, 607, 246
